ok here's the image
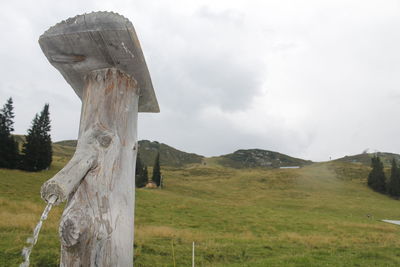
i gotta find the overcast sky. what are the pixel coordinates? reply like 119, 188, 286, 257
1, 0, 399, 161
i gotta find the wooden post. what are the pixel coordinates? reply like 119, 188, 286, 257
171, 240, 176, 267
43, 68, 139, 266
38, 12, 159, 266
192, 241, 195, 267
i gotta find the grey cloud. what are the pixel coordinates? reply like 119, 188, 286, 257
196, 6, 244, 26
1, 0, 400, 161
142, 5, 267, 114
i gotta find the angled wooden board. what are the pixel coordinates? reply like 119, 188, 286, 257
39, 11, 159, 113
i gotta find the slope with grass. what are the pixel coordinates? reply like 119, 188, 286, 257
138, 140, 204, 167
53, 139, 315, 169
335, 152, 400, 167
54, 139, 204, 167
14, 136, 76, 160
1, 153, 400, 266
210, 149, 313, 168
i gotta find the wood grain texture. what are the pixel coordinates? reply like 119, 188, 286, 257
39, 12, 159, 113
43, 68, 139, 266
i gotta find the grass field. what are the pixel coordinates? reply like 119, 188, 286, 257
1, 155, 400, 266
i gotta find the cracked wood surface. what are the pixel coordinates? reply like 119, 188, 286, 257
42, 68, 139, 266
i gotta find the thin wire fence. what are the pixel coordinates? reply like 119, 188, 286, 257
134, 237, 262, 266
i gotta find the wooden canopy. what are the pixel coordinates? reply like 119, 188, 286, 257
39, 11, 159, 113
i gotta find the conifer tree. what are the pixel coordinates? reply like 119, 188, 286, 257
0, 98, 19, 169
143, 166, 149, 185
368, 155, 386, 193
22, 104, 52, 171
388, 159, 400, 197
135, 154, 148, 188
152, 152, 161, 187
38, 104, 52, 169
135, 154, 143, 177
22, 114, 39, 171
367, 156, 376, 188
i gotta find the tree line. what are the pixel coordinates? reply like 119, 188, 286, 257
368, 155, 400, 198
0, 97, 52, 172
135, 152, 162, 188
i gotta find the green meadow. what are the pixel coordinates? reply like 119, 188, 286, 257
1, 155, 400, 266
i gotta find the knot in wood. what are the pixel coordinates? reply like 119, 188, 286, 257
60, 209, 90, 248
97, 134, 112, 148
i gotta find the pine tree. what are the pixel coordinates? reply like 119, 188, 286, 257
22, 114, 40, 171
368, 155, 386, 193
0, 98, 19, 169
38, 104, 52, 169
367, 156, 376, 188
135, 154, 143, 182
388, 159, 400, 197
152, 152, 161, 187
22, 104, 52, 171
135, 154, 148, 188
143, 166, 149, 185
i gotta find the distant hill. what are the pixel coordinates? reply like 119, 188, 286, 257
25, 137, 400, 169
13, 134, 26, 145
212, 149, 313, 168
54, 139, 204, 167
11, 135, 76, 159
36, 139, 316, 169
138, 140, 204, 167
335, 152, 400, 167
54, 140, 77, 147
31, 138, 315, 168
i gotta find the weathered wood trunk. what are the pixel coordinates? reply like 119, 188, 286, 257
39, 12, 159, 266
56, 68, 138, 266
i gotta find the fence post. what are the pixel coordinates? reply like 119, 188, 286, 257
192, 241, 195, 267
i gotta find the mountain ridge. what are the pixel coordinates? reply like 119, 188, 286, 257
211, 148, 313, 168
38, 138, 400, 168
54, 139, 314, 168
54, 139, 204, 167
334, 152, 400, 167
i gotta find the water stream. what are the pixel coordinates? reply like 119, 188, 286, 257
19, 195, 57, 267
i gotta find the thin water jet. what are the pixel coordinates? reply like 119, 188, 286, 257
19, 195, 57, 267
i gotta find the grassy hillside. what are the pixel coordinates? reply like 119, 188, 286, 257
211, 149, 313, 168
1, 155, 400, 266
335, 152, 400, 167
12, 135, 26, 145
53, 140, 77, 148
13, 136, 76, 160
52, 140, 316, 169
138, 140, 204, 167
53, 139, 204, 167
41, 138, 400, 170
